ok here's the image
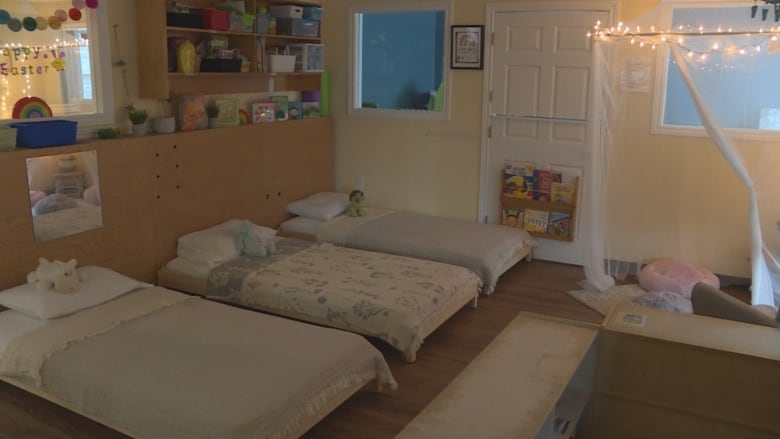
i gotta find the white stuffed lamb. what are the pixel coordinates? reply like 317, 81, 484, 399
26, 257, 81, 294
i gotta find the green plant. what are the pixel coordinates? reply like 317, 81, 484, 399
127, 105, 148, 124
205, 101, 220, 118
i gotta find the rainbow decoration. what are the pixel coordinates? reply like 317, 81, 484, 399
13, 96, 53, 119
238, 109, 249, 125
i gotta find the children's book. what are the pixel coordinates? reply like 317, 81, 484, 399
178, 94, 207, 131
215, 98, 240, 127
251, 101, 275, 123
287, 101, 303, 120
522, 209, 549, 233
501, 208, 524, 228
302, 101, 320, 118
502, 161, 535, 199
551, 181, 576, 205
270, 95, 289, 121
547, 211, 572, 237
532, 169, 562, 201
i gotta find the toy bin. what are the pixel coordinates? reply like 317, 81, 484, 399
195, 9, 230, 30
276, 18, 319, 37
0, 127, 16, 151
11, 120, 77, 148
302, 7, 322, 20
269, 5, 303, 19
269, 54, 296, 73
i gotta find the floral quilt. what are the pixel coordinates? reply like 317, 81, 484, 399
208, 238, 481, 361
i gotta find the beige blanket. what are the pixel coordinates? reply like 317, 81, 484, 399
2, 287, 396, 438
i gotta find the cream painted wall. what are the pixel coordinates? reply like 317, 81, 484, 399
323, 0, 754, 278
102, 1, 755, 278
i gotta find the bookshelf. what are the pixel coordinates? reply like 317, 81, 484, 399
500, 172, 579, 242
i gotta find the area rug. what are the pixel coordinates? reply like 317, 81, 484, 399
566, 284, 652, 316
567, 284, 694, 316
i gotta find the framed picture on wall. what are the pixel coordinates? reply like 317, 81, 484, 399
451, 25, 484, 69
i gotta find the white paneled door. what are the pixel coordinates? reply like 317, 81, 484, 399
480, 3, 612, 265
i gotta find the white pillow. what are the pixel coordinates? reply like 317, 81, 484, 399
280, 216, 325, 236
0, 266, 152, 319
286, 192, 349, 220
177, 219, 277, 266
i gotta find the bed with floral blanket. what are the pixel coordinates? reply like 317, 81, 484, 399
280, 207, 536, 295
0, 286, 396, 438
159, 238, 482, 362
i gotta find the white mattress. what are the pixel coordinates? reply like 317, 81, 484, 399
0, 287, 397, 438
0, 309, 45, 357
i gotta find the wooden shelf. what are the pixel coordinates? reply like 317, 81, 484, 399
136, 0, 324, 99
500, 175, 579, 241
166, 26, 321, 42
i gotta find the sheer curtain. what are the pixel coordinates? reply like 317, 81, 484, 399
585, 4, 780, 307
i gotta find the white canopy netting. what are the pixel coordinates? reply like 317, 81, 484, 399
584, 3, 780, 308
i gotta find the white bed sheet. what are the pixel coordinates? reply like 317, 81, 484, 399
0, 309, 44, 357
0, 286, 397, 438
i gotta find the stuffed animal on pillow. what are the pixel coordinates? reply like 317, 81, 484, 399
236, 220, 276, 257
26, 257, 80, 294
348, 189, 366, 217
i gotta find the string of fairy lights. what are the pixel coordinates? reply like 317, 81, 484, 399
588, 20, 780, 60
0, 38, 89, 117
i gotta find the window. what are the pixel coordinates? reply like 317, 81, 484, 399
0, 1, 114, 132
349, 2, 450, 119
654, 2, 780, 136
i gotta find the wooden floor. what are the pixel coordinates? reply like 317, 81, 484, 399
0, 260, 743, 438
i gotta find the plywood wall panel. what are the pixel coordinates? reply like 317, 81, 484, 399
0, 119, 333, 290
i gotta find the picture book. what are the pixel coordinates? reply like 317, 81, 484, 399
502, 161, 535, 199
547, 211, 572, 237
215, 98, 240, 127
270, 95, 289, 121
302, 101, 320, 118
501, 208, 524, 228
287, 101, 303, 120
178, 94, 207, 131
551, 181, 576, 205
522, 209, 549, 233
251, 101, 274, 123
532, 169, 562, 201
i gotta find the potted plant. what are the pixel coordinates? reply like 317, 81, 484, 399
205, 101, 220, 128
127, 105, 149, 136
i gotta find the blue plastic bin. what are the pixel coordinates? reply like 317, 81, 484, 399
11, 120, 78, 148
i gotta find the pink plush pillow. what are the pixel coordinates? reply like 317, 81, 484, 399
639, 258, 720, 298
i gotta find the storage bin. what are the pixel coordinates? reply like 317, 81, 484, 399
256, 14, 270, 33
269, 54, 296, 73
200, 58, 242, 72
195, 9, 230, 30
302, 7, 322, 20
166, 12, 203, 28
11, 120, 77, 148
286, 43, 324, 72
269, 5, 303, 19
276, 18, 319, 37
229, 11, 255, 32
0, 127, 16, 151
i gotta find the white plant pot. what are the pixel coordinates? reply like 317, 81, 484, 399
132, 121, 149, 136
152, 116, 176, 134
